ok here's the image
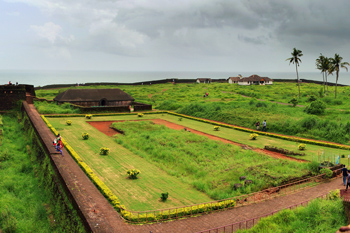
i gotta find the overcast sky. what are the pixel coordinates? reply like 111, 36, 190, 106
1, 0, 350, 72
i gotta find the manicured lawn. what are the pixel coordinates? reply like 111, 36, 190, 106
111, 120, 310, 200
46, 112, 350, 210
47, 116, 212, 211
96, 113, 349, 163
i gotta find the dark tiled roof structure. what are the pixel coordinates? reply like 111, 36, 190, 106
228, 77, 241, 81
196, 78, 212, 81
54, 89, 135, 102
239, 74, 273, 82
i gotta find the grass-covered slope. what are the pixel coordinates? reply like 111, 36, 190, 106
35, 82, 350, 144
237, 192, 346, 233
0, 114, 84, 232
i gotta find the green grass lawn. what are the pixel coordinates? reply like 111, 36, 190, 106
43, 112, 349, 211
47, 116, 212, 211
88, 113, 350, 163
111, 120, 310, 200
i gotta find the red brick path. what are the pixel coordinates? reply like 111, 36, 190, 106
25, 103, 344, 232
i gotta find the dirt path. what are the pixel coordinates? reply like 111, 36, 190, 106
88, 119, 306, 162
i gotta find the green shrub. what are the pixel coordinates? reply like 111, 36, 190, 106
298, 144, 306, 150
1, 208, 17, 233
138, 113, 144, 117
333, 100, 343, 105
214, 126, 220, 131
250, 133, 258, 140
66, 120, 72, 125
308, 161, 320, 175
85, 114, 92, 119
320, 168, 333, 179
304, 100, 326, 115
178, 117, 183, 121
308, 95, 317, 102
99, 147, 110, 155
326, 189, 340, 200
82, 133, 89, 140
288, 97, 298, 107
126, 169, 140, 179
160, 192, 169, 201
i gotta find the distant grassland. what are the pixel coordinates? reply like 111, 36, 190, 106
36, 82, 350, 144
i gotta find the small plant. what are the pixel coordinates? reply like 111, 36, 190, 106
85, 114, 92, 119
126, 169, 140, 179
326, 189, 340, 200
66, 120, 72, 125
308, 95, 317, 102
288, 97, 298, 107
298, 144, 306, 150
250, 133, 258, 140
342, 155, 345, 158
160, 192, 169, 201
320, 168, 333, 179
138, 113, 144, 117
82, 133, 89, 140
178, 117, 183, 121
100, 147, 110, 155
214, 126, 220, 131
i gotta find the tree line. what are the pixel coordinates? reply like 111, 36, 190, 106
287, 48, 349, 99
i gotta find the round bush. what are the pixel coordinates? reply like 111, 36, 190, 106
126, 169, 140, 179
250, 133, 258, 140
85, 114, 92, 119
298, 144, 306, 150
214, 126, 220, 131
100, 147, 110, 155
319, 168, 333, 179
138, 113, 144, 117
66, 120, 72, 125
82, 133, 89, 140
304, 100, 326, 115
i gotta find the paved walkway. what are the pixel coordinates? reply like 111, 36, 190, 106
25, 103, 344, 232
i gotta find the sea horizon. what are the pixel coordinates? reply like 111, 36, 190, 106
1, 70, 349, 87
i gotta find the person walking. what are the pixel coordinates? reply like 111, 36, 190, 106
255, 121, 260, 130
346, 171, 350, 191
342, 166, 349, 186
262, 120, 267, 131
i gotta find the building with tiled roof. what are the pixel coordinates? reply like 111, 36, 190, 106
238, 75, 273, 86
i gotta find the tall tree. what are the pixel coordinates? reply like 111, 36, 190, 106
316, 54, 326, 93
286, 48, 303, 99
316, 54, 331, 94
329, 54, 349, 99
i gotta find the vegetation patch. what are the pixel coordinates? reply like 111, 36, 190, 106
237, 191, 346, 233
112, 121, 310, 200
264, 146, 305, 156
0, 114, 85, 232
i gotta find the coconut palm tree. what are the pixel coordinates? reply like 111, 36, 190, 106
316, 54, 326, 92
286, 48, 303, 99
329, 53, 350, 99
316, 54, 331, 94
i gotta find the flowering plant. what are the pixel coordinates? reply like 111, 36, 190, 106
100, 147, 110, 155
126, 169, 141, 179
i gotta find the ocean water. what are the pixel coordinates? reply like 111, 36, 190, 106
0, 70, 349, 87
